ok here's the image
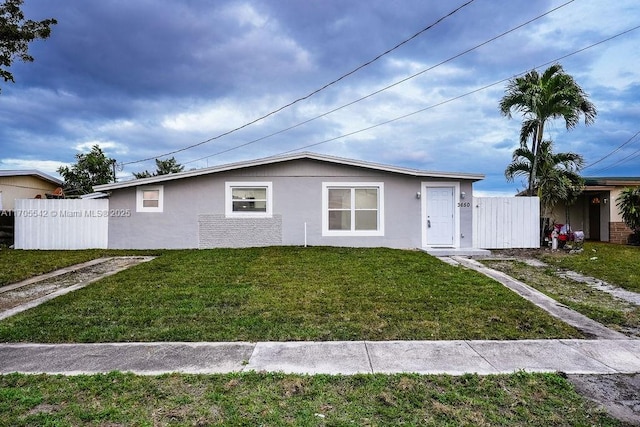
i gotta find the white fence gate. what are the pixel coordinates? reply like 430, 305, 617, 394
14, 199, 108, 249
473, 197, 540, 249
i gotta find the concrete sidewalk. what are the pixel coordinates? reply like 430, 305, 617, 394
1, 339, 639, 376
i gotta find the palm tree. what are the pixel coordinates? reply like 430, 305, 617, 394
505, 140, 584, 242
500, 63, 596, 196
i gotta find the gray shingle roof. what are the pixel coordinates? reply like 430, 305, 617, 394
95, 152, 484, 191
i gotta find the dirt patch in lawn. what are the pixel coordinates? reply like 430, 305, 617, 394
568, 374, 640, 425
490, 247, 554, 258
0, 257, 154, 316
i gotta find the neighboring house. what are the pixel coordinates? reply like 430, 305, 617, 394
0, 170, 63, 211
551, 177, 640, 244
94, 152, 485, 251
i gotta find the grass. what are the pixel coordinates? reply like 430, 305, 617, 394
0, 371, 626, 426
483, 259, 640, 337
0, 246, 581, 342
0, 249, 161, 287
539, 242, 640, 292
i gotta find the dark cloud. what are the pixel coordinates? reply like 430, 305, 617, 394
0, 0, 638, 194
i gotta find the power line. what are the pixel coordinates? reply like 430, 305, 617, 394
583, 129, 640, 170
182, 0, 577, 167
588, 141, 640, 173
591, 149, 640, 173
195, 24, 640, 163
121, 0, 477, 166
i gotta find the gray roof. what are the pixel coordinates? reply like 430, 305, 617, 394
0, 169, 63, 186
80, 192, 110, 199
584, 177, 640, 186
95, 152, 484, 191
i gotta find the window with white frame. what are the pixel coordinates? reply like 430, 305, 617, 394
136, 185, 163, 212
225, 182, 272, 217
322, 182, 384, 236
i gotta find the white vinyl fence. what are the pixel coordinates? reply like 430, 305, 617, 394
14, 199, 108, 249
473, 197, 540, 249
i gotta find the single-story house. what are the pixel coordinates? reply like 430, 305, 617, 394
0, 170, 63, 211
551, 177, 640, 244
94, 152, 485, 252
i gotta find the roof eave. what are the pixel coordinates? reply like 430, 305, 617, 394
584, 177, 640, 187
0, 169, 63, 186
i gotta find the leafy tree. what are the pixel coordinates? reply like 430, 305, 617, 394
57, 145, 116, 195
155, 157, 184, 175
0, 0, 57, 92
132, 170, 153, 179
616, 187, 640, 244
500, 63, 596, 196
133, 157, 184, 179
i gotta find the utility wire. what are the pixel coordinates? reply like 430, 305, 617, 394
121, 0, 477, 167
603, 151, 640, 171
588, 142, 640, 173
591, 149, 640, 173
182, 0, 577, 167
583, 129, 640, 170
195, 24, 640, 163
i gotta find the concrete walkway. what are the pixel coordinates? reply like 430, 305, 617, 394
0, 256, 155, 321
1, 339, 639, 376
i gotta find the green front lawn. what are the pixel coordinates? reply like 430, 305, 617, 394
0, 247, 580, 342
0, 372, 623, 426
540, 242, 640, 292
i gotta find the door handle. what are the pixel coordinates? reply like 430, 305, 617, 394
427, 219, 431, 228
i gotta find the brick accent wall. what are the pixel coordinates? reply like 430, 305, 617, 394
198, 214, 282, 248
609, 221, 633, 244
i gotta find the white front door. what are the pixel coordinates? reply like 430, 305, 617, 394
425, 186, 455, 246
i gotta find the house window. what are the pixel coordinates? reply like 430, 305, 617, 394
322, 182, 384, 236
225, 182, 272, 217
136, 185, 163, 212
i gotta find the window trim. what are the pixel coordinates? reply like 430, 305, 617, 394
136, 185, 164, 213
322, 182, 384, 236
225, 181, 273, 218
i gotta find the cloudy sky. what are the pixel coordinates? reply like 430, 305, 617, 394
1, 0, 638, 195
